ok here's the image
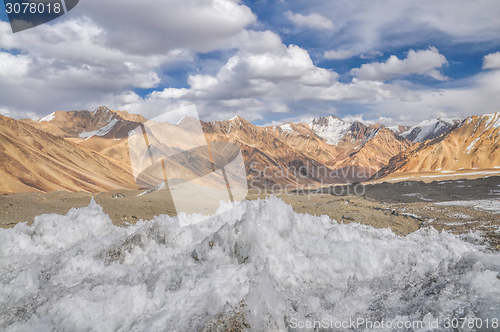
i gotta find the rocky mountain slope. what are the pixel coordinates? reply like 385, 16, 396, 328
6, 106, 498, 194
397, 118, 459, 143
24, 106, 147, 139
14, 110, 413, 191
202, 116, 344, 188
0, 115, 138, 194
376, 112, 500, 178
22, 106, 148, 165
266, 118, 412, 180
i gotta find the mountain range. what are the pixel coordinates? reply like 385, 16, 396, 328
377, 112, 500, 179
1, 106, 498, 194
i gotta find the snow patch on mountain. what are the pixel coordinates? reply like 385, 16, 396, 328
308, 116, 351, 145
279, 124, 293, 134
38, 112, 55, 122
400, 118, 455, 143
483, 112, 500, 130
79, 118, 119, 139
387, 126, 401, 133
466, 136, 482, 154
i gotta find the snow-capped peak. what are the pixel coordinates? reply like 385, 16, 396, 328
279, 123, 294, 135
400, 118, 456, 143
308, 116, 351, 145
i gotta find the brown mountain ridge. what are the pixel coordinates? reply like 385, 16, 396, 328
2, 107, 499, 194
0, 114, 138, 194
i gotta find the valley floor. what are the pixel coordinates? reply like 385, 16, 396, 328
2, 176, 500, 250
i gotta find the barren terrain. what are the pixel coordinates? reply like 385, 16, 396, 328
2, 176, 499, 249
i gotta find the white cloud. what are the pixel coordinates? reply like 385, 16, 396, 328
324, 50, 353, 60
0, 0, 256, 119
0, 53, 30, 83
0, 19, 187, 115
244, 45, 337, 84
341, 114, 370, 124
300, 1, 500, 55
359, 51, 383, 59
351, 47, 448, 81
75, 0, 256, 55
229, 30, 285, 54
285, 11, 335, 30
483, 52, 500, 69
1, 0, 498, 125
269, 102, 291, 113
121, 32, 422, 120
365, 70, 500, 125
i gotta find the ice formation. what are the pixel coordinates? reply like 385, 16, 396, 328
1, 197, 500, 331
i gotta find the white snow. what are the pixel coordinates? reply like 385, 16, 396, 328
92, 107, 109, 115
482, 112, 500, 130
447, 212, 473, 219
366, 128, 379, 140
38, 112, 55, 122
137, 181, 166, 196
79, 118, 119, 139
309, 116, 351, 145
279, 124, 293, 135
465, 136, 481, 154
400, 118, 454, 143
387, 126, 400, 133
436, 199, 500, 214
1, 197, 500, 331
79, 130, 99, 138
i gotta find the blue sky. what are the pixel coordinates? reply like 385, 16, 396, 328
1, 0, 500, 126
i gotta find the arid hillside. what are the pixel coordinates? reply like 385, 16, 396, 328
4, 107, 500, 194
0, 114, 138, 194
376, 112, 500, 179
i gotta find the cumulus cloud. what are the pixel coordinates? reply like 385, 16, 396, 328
0, 0, 256, 118
365, 69, 500, 125
351, 47, 448, 82
285, 11, 335, 30
75, 0, 256, 55
324, 50, 353, 60
269, 102, 291, 113
120, 31, 422, 120
297, 0, 500, 55
483, 52, 500, 69
0, 53, 31, 84
1, 0, 498, 125
0, 18, 193, 116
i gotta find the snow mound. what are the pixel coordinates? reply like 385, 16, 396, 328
1, 197, 500, 331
